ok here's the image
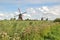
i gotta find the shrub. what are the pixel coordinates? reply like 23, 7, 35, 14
54, 18, 60, 22
25, 19, 31, 21
10, 18, 16, 20
46, 18, 48, 21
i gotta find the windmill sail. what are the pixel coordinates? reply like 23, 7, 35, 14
18, 8, 21, 14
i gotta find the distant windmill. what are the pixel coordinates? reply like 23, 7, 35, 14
14, 8, 27, 20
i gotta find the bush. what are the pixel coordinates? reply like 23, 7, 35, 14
41, 17, 43, 21
25, 19, 30, 21
54, 18, 60, 22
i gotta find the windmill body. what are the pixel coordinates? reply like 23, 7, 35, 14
18, 14, 23, 20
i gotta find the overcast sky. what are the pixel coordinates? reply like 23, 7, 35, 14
0, 0, 60, 20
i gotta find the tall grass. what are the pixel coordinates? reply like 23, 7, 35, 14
0, 20, 60, 40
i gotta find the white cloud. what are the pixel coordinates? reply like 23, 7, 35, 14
23, 14, 31, 20
49, 6, 60, 15
38, 6, 60, 15
23, 14, 31, 17
42, 6, 49, 11
26, 8, 36, 14
25, 5, 60, 20
0, 11, 31, 20
0, 13, 4, 16
39, 6, 49, 14
0, 12, 15, 20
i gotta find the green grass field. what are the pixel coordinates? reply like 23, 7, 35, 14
0, 20, 60, 40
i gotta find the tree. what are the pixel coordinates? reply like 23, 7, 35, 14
41, 17, 43, 21
54, 18, 60, 22
10, 18, 16, 20
46, 18, 48, 21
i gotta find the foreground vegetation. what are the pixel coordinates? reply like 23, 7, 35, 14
0, 20, 60, 40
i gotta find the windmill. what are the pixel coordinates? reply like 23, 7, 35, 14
14, 8, 27, 20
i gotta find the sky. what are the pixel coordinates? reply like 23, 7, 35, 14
0, 0, 60, 20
